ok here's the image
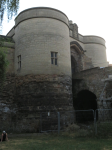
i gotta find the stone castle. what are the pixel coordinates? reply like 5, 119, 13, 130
0, 7, 112, 132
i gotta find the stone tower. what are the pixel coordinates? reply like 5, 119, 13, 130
2, 7, 73, 131
13, 7, 73, 110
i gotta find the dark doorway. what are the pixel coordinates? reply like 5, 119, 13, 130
71, 55, 77, 74
73, 90, 97, 122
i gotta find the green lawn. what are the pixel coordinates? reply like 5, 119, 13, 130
0, 133, 112, 150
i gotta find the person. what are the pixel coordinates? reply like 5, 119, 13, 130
0, 131, 8, 142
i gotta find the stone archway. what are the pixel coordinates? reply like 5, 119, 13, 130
74, 90, 97, 110
74, 90, 97, 122
70, 41, 94, 74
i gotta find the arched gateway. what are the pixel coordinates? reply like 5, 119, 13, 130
70, 42, 98, 121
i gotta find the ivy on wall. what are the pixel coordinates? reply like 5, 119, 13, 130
0, 36, 9, 91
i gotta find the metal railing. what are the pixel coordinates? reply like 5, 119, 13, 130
39, 110, 95, 134
1, 108, 112, 136
39, 109, 112, 136
94, 109, 112, 136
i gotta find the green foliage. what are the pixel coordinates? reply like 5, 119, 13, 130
0, 39, 9, 91
0, 35, 13, 43
0, 0, 19, 23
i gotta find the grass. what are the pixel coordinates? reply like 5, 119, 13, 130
1, 133, 112, 150
1, 122, 112, 150
97, 122, 112, 137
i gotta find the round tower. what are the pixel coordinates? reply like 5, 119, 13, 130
13, 7, 73, 131
14, 7, 71, 76
83, 36, 108, 67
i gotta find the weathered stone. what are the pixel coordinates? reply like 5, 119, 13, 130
0, 74, 73, 132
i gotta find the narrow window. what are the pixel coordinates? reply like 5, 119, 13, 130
51, 52, 58, 65
18, 55, 21, 69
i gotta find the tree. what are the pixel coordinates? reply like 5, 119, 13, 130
0, 0, 19, 24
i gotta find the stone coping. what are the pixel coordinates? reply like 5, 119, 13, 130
15, 7, 68, 20
15, 7, 69, 27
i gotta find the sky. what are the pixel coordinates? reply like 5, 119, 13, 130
1, 0, 112, 64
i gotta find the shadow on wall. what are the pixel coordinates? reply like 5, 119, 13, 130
73, 90, 97, 122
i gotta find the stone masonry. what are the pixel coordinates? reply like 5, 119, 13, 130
0, 74, 72, 132
73, 66, 112, 109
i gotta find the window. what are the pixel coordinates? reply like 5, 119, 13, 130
18, 55, 21, 69
51, 52, 58, 65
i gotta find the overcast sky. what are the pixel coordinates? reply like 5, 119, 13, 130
1, 0, 112, 64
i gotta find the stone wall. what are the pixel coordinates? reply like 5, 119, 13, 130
0, 37, 15, 131
82, 55, 94, 70
0, 74, 73, 132
71, 46, 93, 73
0, 73, 16, 131
71, 47, 83, 73
70, 35, 108, 68
73, 66, 112, 109
15, 74, 72, 111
